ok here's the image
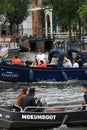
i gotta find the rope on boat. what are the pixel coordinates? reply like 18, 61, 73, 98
58, 114, 68, 129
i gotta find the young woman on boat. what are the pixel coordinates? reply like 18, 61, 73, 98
16, 87, 28, 107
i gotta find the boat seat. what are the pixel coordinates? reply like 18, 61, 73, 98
24, 106, 43, 112
12, 105, 22, 112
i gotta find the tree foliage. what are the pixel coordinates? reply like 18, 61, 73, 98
42, 0, 86, 40
0, 0, 29, 34
0, 0, 13, 14
78, 2, 87, 18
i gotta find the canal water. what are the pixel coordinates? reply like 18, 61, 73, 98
0, 52, 87, 130
0, 80, 86, 130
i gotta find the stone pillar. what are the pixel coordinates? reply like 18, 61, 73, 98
49, 8, 53, 38
44, 7, 53, 38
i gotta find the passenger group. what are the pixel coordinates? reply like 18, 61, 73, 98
10, 50, 83, 68
15, 87, 43, 112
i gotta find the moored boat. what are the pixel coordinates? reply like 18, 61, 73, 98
0, 48, 87, 82
0, 35, 20, 54
0, 104, 87, 129
0, 45, 8, 58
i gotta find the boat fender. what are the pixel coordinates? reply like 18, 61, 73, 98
29, 68, 34, 81
85, 70, 87, 78
62, 71, 68, 81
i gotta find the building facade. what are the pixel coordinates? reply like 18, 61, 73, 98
19, 0, 42, 37
32, 0, 42, 36
0, 0, 42, 37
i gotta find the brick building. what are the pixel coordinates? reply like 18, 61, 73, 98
32, 0, 42, 36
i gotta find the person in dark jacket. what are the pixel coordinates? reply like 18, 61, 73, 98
81, 83, 87, 110
21, 87, 42, 112
83, 83, 87, 104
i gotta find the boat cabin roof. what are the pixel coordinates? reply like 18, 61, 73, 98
48, 49, 86, 67
48, 49, 64, 67
68, 48, 86, 63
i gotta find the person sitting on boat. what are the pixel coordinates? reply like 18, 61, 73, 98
80, 83, 87, 110
37, 60, 47, 68
11, 55, 22, 65
21, 87, 42, 112
75, 55, 83, 68
63, 56, 72, 68
16, 87, 28, 107
25, 57, 32, 66
36, 50, 46, 64
83, 83, 87, 104
72, 59, 79, 68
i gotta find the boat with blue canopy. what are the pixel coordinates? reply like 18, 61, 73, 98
0, 48, 87, 82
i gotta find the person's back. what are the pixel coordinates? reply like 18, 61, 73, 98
12, 56, 21, 64
21, 88, 36, 109
21, 93, 35, 109
16, 87, 28, 107
21, 87, 42, 111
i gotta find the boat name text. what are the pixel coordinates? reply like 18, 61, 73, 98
22, 114, 56, 120
1, 73, 19, 78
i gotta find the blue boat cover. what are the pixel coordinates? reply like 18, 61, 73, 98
48, 49, 64, 67
68, 48, 86, 64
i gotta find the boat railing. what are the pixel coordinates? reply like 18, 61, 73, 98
12, 104, 87, 113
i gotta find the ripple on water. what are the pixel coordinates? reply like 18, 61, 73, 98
0, 80, 85, 106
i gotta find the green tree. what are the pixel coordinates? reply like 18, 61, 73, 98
78, 2, 87, 34
0, 0, 12, 14
6, 0, 29, 34
42, 0, 86, 41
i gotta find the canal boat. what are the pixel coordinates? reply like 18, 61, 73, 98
0, 104, 87, 129
0, 35, 20, 54
0, 48, 87, 82
0, 45, 8, 58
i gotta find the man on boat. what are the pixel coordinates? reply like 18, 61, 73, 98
80, 83, 87, 110
21, 87, 42, 112
36, 50, 46, 64
83, 83, 87, 104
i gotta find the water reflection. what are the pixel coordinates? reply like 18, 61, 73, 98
0, 81, 86, 130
